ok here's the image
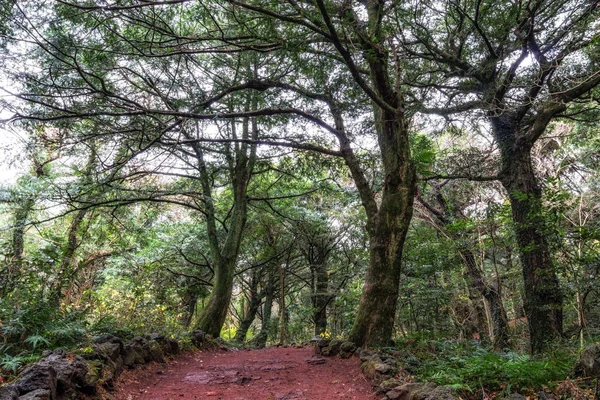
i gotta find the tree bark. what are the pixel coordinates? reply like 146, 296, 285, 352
181, 290, 198, 329
252, 269, 275, 348
493, 117, 563, 353
347, 106, 416, 348
234, 270, 262, 343
312, 260, 329, 336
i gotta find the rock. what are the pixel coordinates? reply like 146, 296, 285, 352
128, 337, 152, 363
165, 338, 180, 355
36, 350, 91, 396
376, 363, 394, 374
93, 335, 124, 353
190, 330, 206, 348
190, 330, 219, 350
538, 391, 555, 400
0, 385, 19, 400
122, 344, 137, 368
17, 389, 52, 400
125, 337, 149, 364
306, 357, 326, 365
377, 379, 403, 394
146, 333, 165, 341
321, 340, 343, 357
329, 340, 343, 353
359, 349, 376, 362
93, 342, 122, 363
100, 358, 123, 389
92, 335, 124, 370
340, 341, 357, 353
147, 341, 166, 364
391, 382, 457, 400
386, 390, 403, 400
146, 334, 179, 355
362, 359, 396, 384
15, 365, 57, 400
574, 344, 600, 378
339, 351, 353, 359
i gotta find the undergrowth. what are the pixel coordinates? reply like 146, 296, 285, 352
395, 338, 578, 396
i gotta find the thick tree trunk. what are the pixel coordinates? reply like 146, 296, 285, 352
494, 117, 563, 353
348, 108, 416, 348
196, 257, 237, 337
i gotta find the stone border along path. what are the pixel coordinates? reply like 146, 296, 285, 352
0, 334, 181, 400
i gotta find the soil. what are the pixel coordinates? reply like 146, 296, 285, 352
113, 346, 376, 400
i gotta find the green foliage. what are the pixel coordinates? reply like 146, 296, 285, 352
0, 354, 28, 373
407, 340, 577, 394
23, 334, 50, 350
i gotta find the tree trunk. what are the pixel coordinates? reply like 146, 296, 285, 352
252, 272, 274, 348
348, 106, 416, 348
181, 290, 198, 329
312, 261, 329, 337
418, 187, 509, 347
51, 208, 88, 306
460, 247, 508, 348
234, 272, 262, 343
193, 115, 257, 338
494, 117, 563, 353
278, 262, 286, 345
2, 196, 35, 296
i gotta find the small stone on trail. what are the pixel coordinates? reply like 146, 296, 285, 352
306, 357, 327, 365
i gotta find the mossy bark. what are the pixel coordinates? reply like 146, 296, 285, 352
493, 116, 563, 353
347, 107, 416, 348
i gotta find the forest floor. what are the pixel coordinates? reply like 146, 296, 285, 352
113, 346, 377, 400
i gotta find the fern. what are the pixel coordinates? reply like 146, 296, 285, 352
24, 334, 50, 350
0, 354, 26, 373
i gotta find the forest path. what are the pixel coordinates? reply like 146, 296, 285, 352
113, 346, 377, 400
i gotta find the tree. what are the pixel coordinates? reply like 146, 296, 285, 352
402, 0, 600, 352
6, 0, 419, 347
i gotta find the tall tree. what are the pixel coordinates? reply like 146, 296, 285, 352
403, 0, 600, 352
6, 0, 419, 346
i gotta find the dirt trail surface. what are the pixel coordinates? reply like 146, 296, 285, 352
113, 346, 376, 400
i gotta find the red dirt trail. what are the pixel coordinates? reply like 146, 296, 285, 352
113, 346, 376, 400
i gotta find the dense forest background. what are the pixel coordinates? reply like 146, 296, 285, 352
0, 0, 599, 395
